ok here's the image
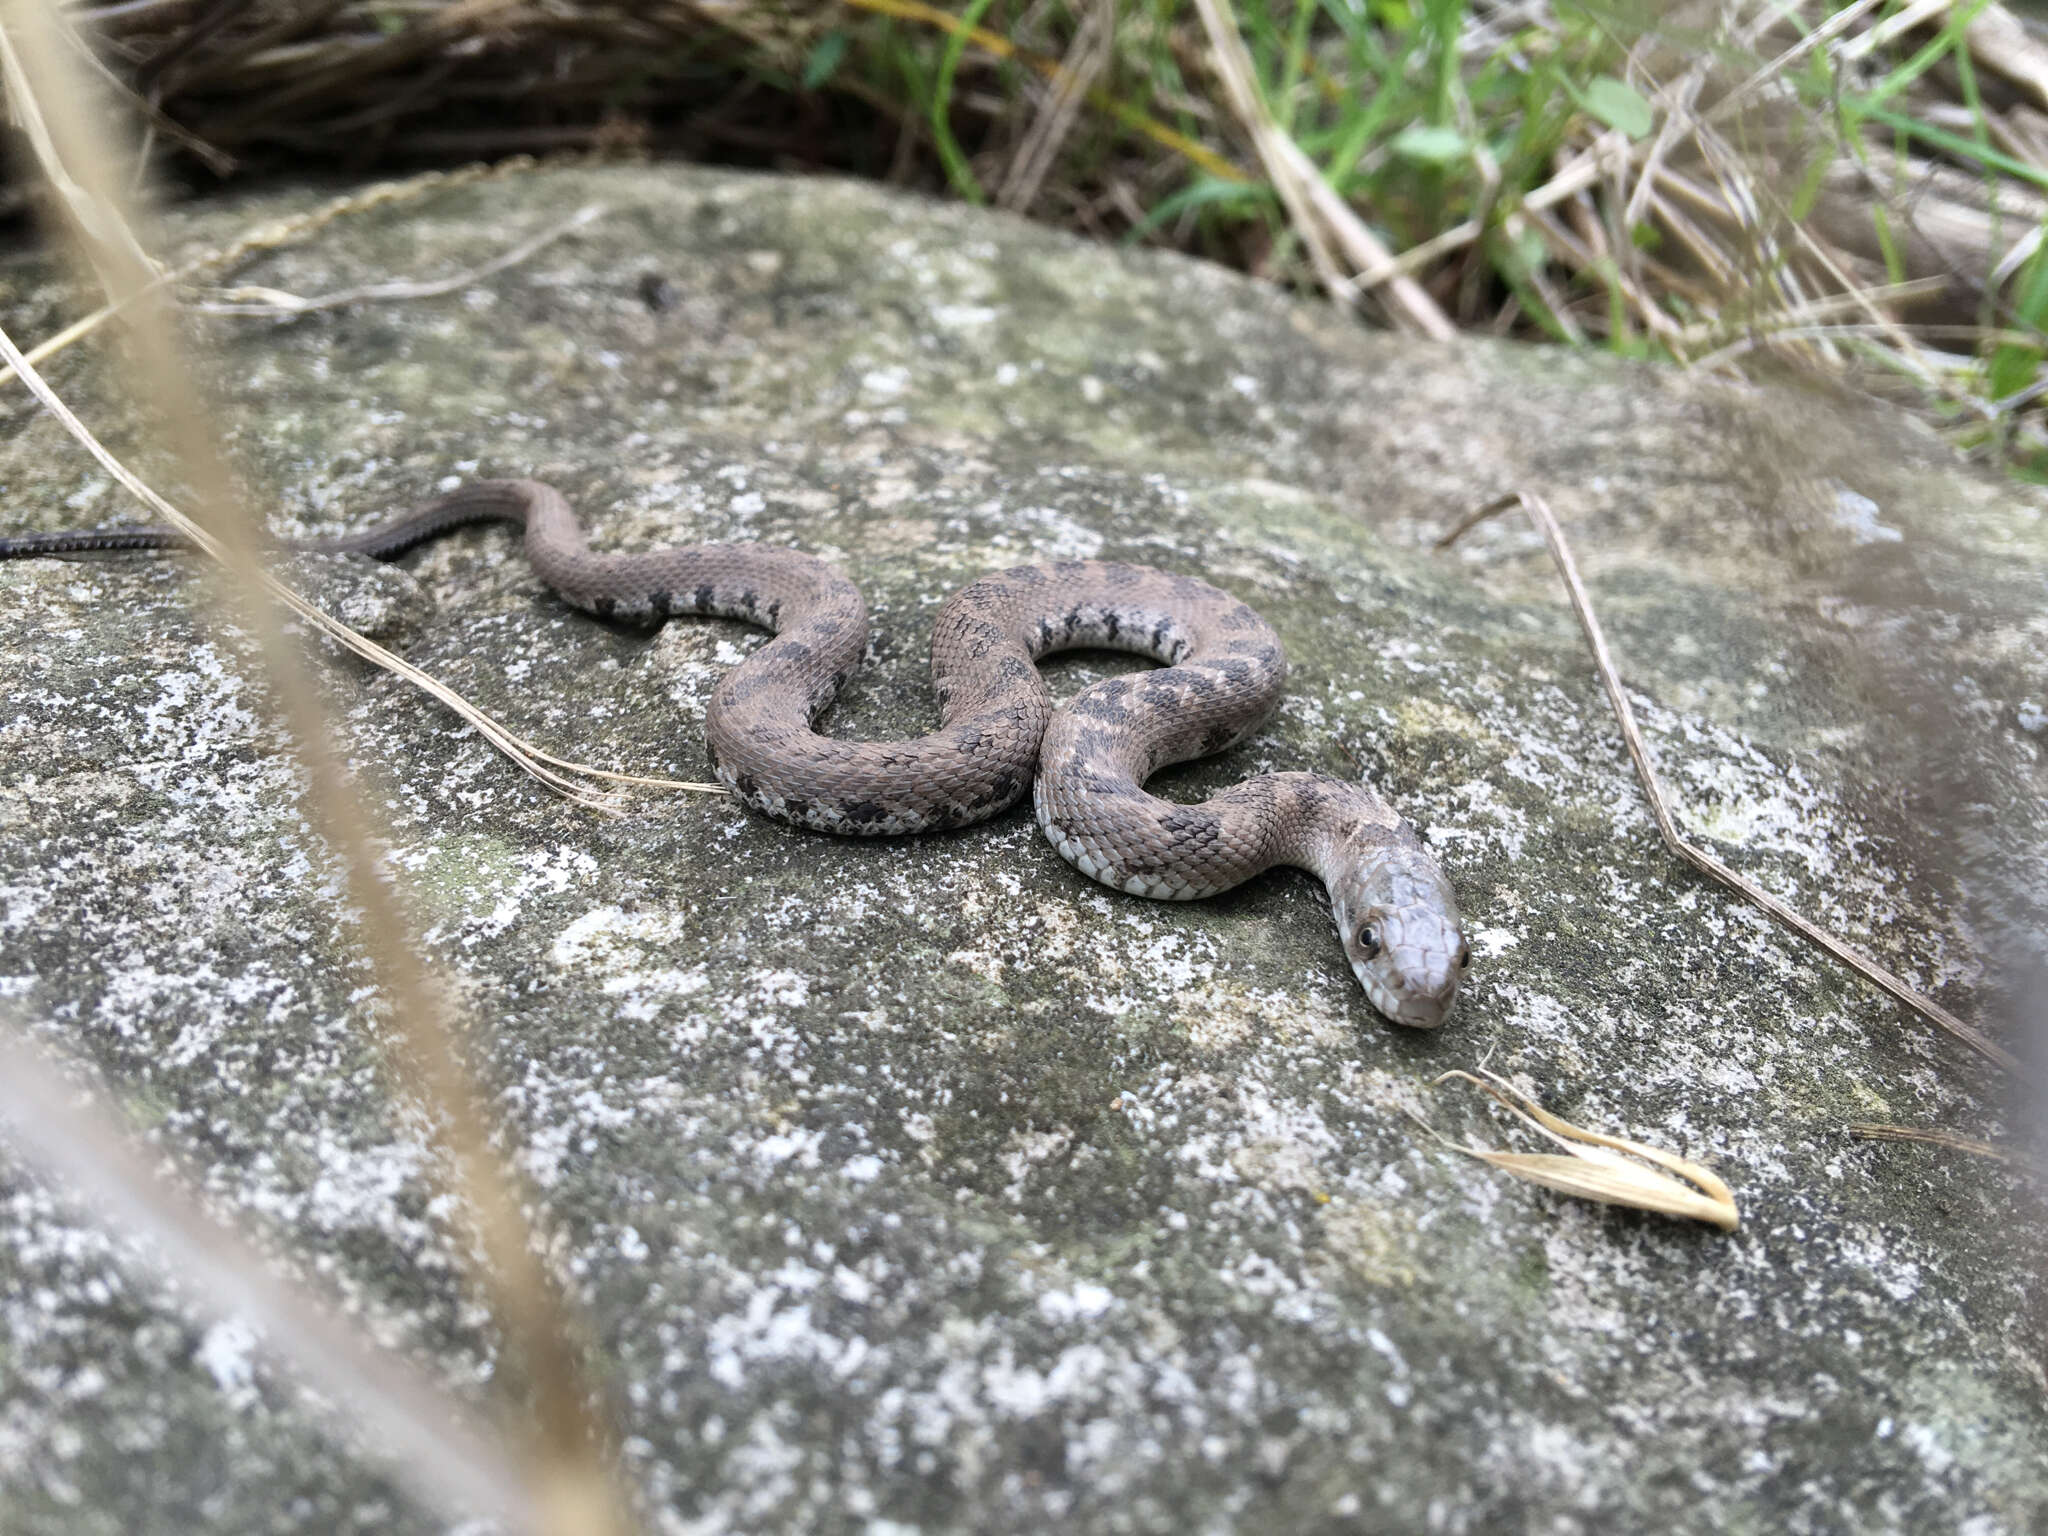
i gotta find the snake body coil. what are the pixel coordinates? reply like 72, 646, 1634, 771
0, 480, 1467, 1026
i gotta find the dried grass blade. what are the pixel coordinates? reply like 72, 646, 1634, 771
1847, 1122, 2014, 1161
1718, 0, 1889, 117
0, 6, 633, 1527
1437, 492, 2024, 1078
0, 1025, 535, 1534
0, 116, 719, 802
196, 0, 521, 143
0, 153, 569, 392
1190, 0, 1455, 340
1190, 0, 1353, 303
1413, 1069, 1740, 1229
1674, 275, 1953, 347
1622, 66, 1703, 232
996, 0, 1111, 213
1453, 1149, 1741, 1228
1440, 1069, 1738, 1208
57, 8, 235, 175
193, 202, 605, 316
0, 15, 156, 288
0, 324, 724, 806
838, 0, 1246, 184
1962, 3, 2048, 111
1838, 0, 1955, 63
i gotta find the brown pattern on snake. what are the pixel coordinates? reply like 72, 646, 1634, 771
0, 479, 1468, 1025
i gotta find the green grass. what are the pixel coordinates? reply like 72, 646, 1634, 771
793, 0, 2048, 475
74, 0, 2048, 476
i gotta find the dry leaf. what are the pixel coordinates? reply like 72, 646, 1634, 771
1411, 1069, 1740, 1231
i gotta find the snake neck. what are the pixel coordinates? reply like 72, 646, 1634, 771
1267, 773, 1412, 881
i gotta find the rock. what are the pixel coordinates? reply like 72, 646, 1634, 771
275, 551, 436, 648
0, 164, 2042, 1535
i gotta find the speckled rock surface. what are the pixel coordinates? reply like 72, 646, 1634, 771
1, 165, 2044, 1535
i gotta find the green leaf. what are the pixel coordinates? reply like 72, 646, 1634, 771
1988, 245, 2048, 402
1582, 76, 1653, 139
802, 31, 850, 91
1855, 0, 1993, 114
930, 0, 1001, 204
1855, 105, 2048, 193
1986, 343, 2042, 403
2010, 241, 2048, 329
1788, 152, 1831, 221
1391, 124, 1470, 165
1120, 177, 1276, 245
1507, 225, 1546, 274
1869, 205, 1906, 287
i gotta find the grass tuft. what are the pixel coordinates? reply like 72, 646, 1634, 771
31, 0, 2048, 468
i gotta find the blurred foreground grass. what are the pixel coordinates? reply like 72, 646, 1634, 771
48, 0, 2048, 477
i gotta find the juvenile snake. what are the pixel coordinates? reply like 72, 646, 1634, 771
1, 480, 1468, 1026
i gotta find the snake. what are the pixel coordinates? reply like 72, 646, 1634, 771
1, 479, 1468, 1026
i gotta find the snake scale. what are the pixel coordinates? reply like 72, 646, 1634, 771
0, 480, 1468, 1026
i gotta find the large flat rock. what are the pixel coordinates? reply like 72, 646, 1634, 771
0, 164, 2043, 1534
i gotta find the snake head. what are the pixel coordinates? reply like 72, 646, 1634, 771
1329, 844, 1467, 1028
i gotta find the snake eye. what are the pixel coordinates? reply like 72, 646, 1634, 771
1457, 945, 1472, 969
1355, 924, 1380, 959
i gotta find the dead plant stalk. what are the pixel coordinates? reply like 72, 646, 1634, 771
1190, 0, 1456, 340
0, 1026, 535, 1532
1437, 492, 2022, 1078
0, 2, 633, 1530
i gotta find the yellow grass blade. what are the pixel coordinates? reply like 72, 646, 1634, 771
1455, 1150, 1740, 1230
1411, 1069, 1740, 1230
